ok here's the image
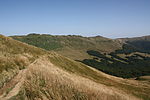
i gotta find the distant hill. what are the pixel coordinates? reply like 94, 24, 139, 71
118, 35, 150, 42
11, 34, 150, 78
82, 50, 150, 78
1, 35, 150, 100
11, 34, 121, 60
116, 35, 150, 53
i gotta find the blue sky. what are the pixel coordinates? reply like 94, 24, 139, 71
0, 0, 150, 38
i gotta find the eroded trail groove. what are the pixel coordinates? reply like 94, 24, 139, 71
0, 69, 27, 100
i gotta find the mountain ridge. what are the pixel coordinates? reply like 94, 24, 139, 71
0, 35, 150, 100
10, 34, 150, 78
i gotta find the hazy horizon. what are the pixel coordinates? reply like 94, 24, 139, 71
0, 0, 150, 38
1, 32, 149, 39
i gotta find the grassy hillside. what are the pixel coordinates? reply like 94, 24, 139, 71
80, 36, 150, 78
11, 34, 150, 78
117, 35, 150, 53
0, 35, 47, 88
0, 35, 150, 100
82, 50, 150, 78
11, 33, 121, 60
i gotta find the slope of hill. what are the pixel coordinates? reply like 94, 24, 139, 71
0, 35, 150, 100
0, 35, 46, 88
116, 35, 150, 53
11, 34, 150, 78
82, 50, 150, 78
118, 35, 150, 42
11, 34, 121, 60
82, 35, 150, 78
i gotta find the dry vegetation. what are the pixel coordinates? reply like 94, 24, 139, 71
0, 34, 47, 96
0, 35, 150, 100
22, 57, 139, 100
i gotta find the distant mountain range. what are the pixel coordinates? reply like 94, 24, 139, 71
11, 34, 150, 78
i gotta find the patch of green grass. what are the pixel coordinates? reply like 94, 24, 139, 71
12, 35, 63, 50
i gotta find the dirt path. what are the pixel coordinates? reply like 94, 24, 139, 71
0, 59, 38, 100
0, 69, 27, 100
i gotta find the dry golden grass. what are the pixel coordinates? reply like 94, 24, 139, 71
0, 34, 47, 88
22, 57, 139, 100
0, 35, 150, 100
1, 54, 149, 100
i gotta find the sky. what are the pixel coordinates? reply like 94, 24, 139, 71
0, 0, 150, 38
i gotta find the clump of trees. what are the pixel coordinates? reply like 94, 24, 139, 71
81, 50, 150, 78
114, 40, 150, 54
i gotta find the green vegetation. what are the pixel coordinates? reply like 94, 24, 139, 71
12, 34, 63, 50
11, 34, 121, 60
114, 44, 138, 54
117, 35, 150, 54
114, 43, 150, 54
127, 40, 150, 53
82, 50, 150, 78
